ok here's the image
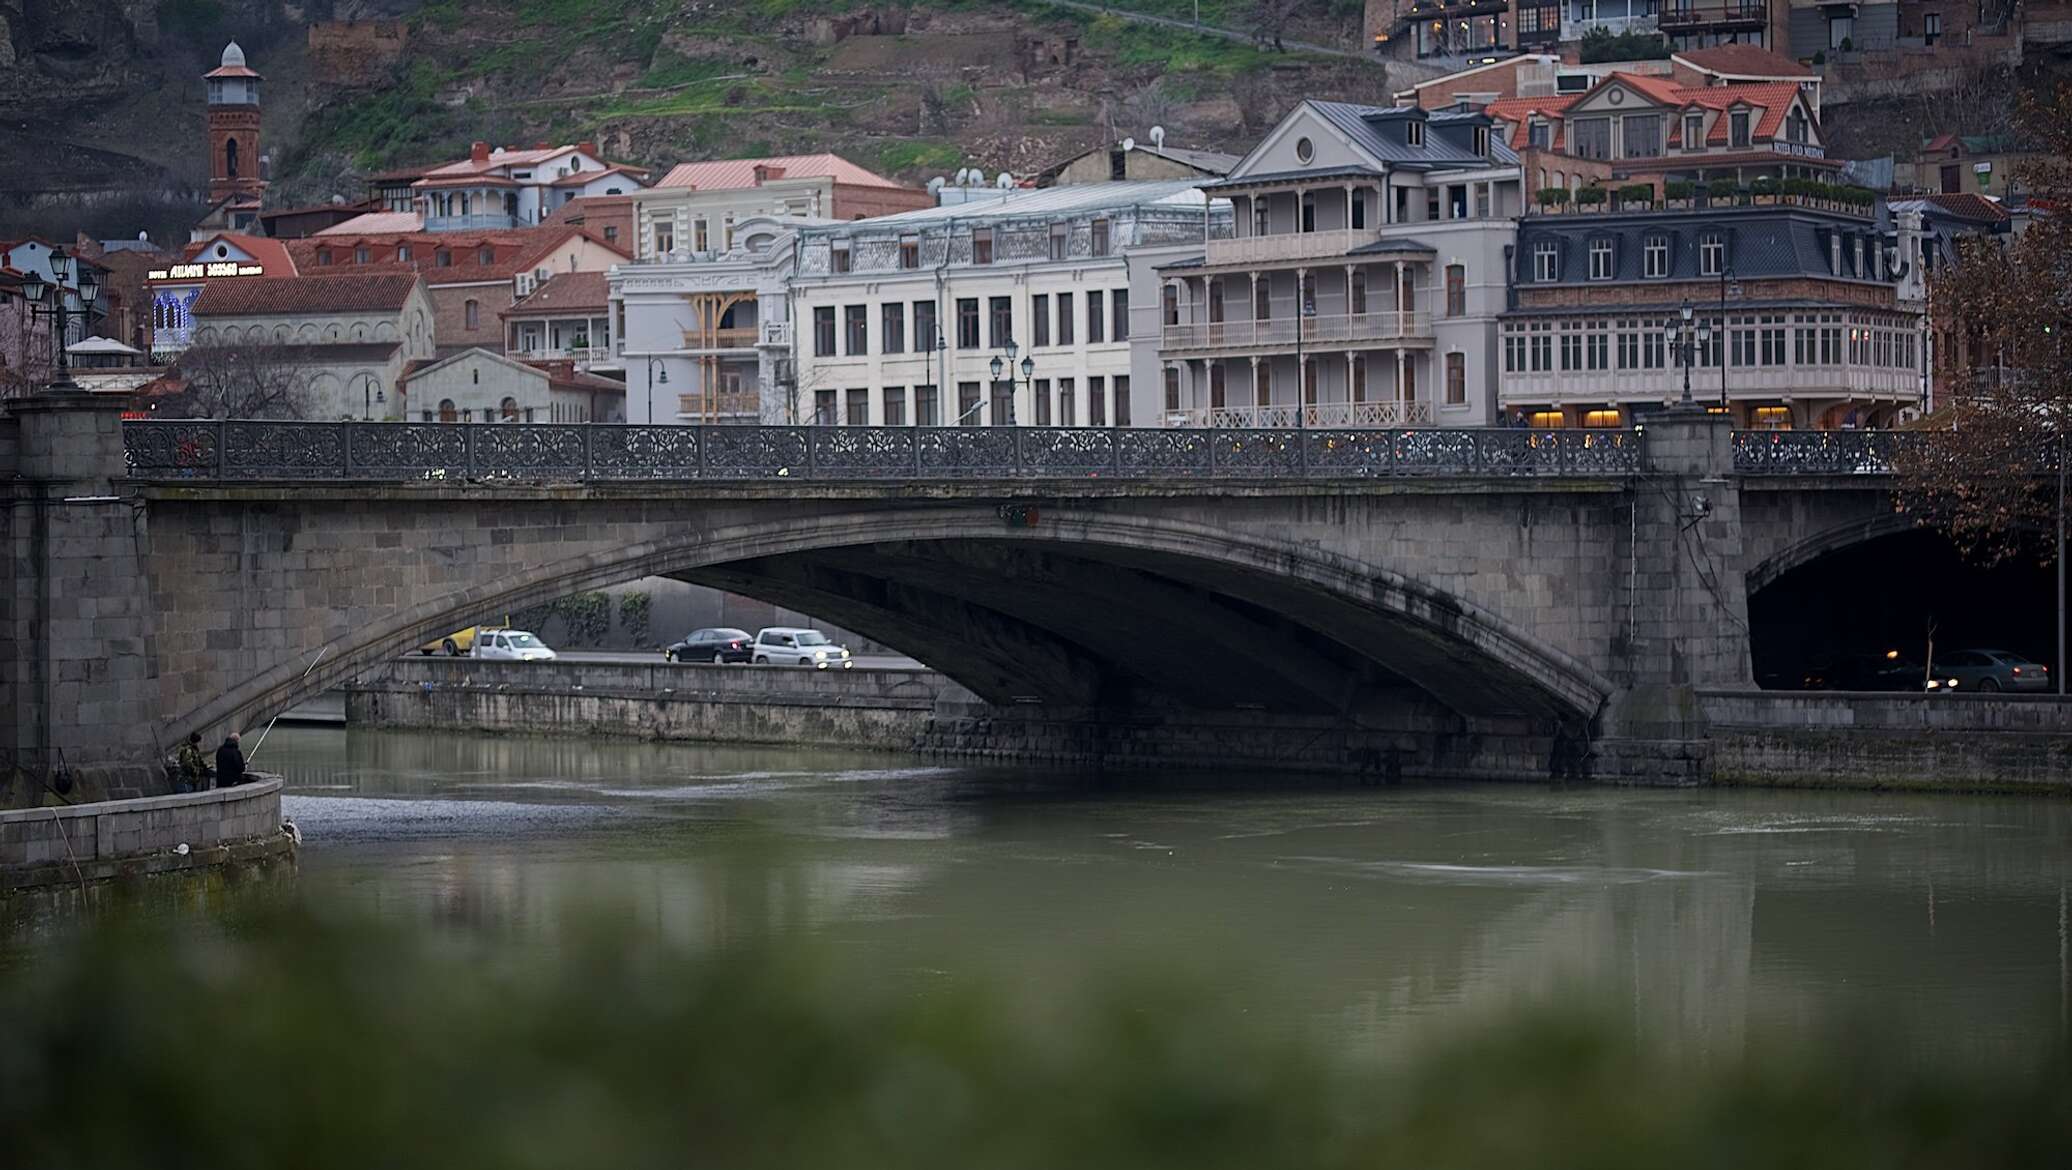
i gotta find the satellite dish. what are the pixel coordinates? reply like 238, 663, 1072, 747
1150, 125, 1166, 148
1121, 136, 1136, 152
927, 176, 946, 193
995, 171, 1012, 188
330, 194, 346, 205
138, 230, 149, 242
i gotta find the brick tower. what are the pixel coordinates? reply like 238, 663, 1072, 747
204, 41, 266, 205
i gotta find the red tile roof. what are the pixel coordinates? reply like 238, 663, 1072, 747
285, 225, 629, 287
502, 270, 610, 317
1673, 46, 1819, 80
203, 64, 261, 80
190, 273, 422, 317
655, 153, 909, 191
1489, 73, 1813, 153
1483, 94, 1579, 150
174, 233, 300, 278
1923, 192, 2010, 221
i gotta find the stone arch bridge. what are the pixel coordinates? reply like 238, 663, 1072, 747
1, 397, 1907, 798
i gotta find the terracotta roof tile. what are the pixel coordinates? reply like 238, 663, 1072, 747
176, 233, 299, 277
502, 270, 610, 316
191, 273, 421, 317
655, 153, 910, 191
287, 225, 628, 286
1673, 46, 1818, 79
1923, 192, 2010, 221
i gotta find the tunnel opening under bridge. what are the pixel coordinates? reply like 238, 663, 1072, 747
173, 507, 1616, 750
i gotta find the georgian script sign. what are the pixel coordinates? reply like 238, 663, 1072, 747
147, 262, 265, 280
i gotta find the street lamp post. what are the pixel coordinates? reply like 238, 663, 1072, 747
644, 355, 669, 424
988, 341, 1036, 425
358, 373, 386, 420
1718, 264, 1739, 410
1663, 299, 1708, 408
19, 247, 100, 393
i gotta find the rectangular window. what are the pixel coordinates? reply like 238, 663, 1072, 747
956, 298, 979, 348
1644, 331, 1664, 369
1617, 328, 1639, 370
1505, 330, 1525, 373
1446, 265, 1466, 316
1164, 367, 1181, 413
1530, 329, 1552, 372
1114, 375, 1129, 427
1533, 242, 1559, 282
844, 305, 868, 356
1033, 294, 1051, 347
1300, 193, 1316, 233
1761, 325, 1785, 366
900, 238, 919, 269
882, 303, 906, 355
1446, 353, 1466, 405
813, 306, 836, 357
957, 381, 981, 425
831, 245, 851, 274
1570, 117, 1611, 160
1253, 202, 1270, 237
1644, 236, 1668, 279
1087, 290, 1105, 344
1089, 376, 1107, 426
915, 384, 940, 425
990, 379, 1014, 427
1586, 331, 1608, 371
988, 296, 1013, 349
1684, 113, 1705, 153
653, 224, 674, 255
971, 229, 993, 265
695, 220, 709, 252
1112, 289, 1129, 341
1351, 191, 1366, 230
1729, 110, 1751, 148
1589, 240, 1613, 281
1623, 115, 1662, 159
1057, 378, 1076, 427
1050, 223, 1069, 262
813, 389, 837, 425
882, 386, 906, 426
1034, 378, 1052, 426
1090, 219, 1111, 257
914, 301, 937, 352
1057, 292, 1074, 345
845, 388, 869, 426
1560, 331, 1582, 372
1699, 235, 1724, 277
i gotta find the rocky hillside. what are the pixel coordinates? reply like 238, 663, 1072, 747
0, 0, 1384, 241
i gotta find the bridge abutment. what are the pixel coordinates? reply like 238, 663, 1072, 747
3, 393, 167, 807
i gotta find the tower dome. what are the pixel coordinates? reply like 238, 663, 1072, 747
220, 41, 246, 70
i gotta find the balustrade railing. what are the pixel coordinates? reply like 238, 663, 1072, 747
123, 420, 1645, 482
1732, 429, 1912, 475
1161, 311, 1432, 350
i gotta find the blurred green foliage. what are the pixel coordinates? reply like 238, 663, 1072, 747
1, 905, 2066, 1167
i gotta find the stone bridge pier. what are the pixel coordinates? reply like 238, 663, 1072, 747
3, 396, 1898, 802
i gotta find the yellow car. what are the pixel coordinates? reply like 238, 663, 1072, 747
417, 626, 479, 657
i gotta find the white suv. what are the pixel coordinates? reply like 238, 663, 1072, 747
752, 627, 853, 669
471, 628, 557, 661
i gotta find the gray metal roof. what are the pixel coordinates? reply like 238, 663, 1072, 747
1513, 206, 1895, 288
1142, 144, 1240, 174
1208, 164, 1384, 190
1348, 237, 1438, 255
1307, 100, 1521, 170
821, 180, 1208, 231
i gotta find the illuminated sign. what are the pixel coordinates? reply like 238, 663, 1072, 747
147, 262, 265, 280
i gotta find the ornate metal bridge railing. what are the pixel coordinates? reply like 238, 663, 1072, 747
122, 421, 1645, 482
1731, 430, 1915, 476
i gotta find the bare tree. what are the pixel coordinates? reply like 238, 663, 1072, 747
1119, 81, 1180, 137
1894, 83, 2072, 682
163, 342, 320, 419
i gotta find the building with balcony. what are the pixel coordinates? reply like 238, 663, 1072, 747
1500, 200, 1922, 428
1561, 0, 1662, 43
611, 215, 817, 425
1656, 0, 1782, 51
1155, 101, 1524, 429
335, 142, 647, 235
501, 270, 617, 375
787, 182, 1214, 428
633, 154, 933, 265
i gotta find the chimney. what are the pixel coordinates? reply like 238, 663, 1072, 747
577, 141, 598, 157
470, 141, 490, 163
753, 164, 785, 184
535, 141, 550, 150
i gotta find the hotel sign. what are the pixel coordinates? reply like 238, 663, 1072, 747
148, 262, 265, 280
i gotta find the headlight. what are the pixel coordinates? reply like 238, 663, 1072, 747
814, 650, 828, 659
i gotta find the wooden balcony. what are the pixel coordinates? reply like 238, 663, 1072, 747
1161, 311, 1432, 352
679, 326, 760, 351
1205, 228, 1386, 267
676, 392, 762, 419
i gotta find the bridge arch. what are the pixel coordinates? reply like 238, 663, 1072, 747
1747, 511, 1918, 597
162, 505, 1616, 746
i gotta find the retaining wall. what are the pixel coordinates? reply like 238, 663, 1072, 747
1701, 690, 2072, 793
1, 778, 292, 893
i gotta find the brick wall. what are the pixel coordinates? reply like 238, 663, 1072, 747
428, 283, 515, 356
1516, 275, 1899, 310
828, 182, 937, 221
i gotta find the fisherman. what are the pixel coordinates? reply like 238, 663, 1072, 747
176, 732, 209, 793
215, 732, 246, 788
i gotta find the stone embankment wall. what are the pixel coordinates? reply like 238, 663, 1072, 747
347, 660, 948, 749
1702, 691, 2072, 793
1, 778, 292, 894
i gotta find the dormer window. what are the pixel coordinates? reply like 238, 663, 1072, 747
1684, 113, 1705, 152
1533, 241, 1560, 282
899, 237, 919, 269
1785, 109, 1808, 144
316, 248, 333, 266
1729, 109, 1751, 149
1529, 120, 1552, 150
435, 248, 453, 268
1406, 119, 1424, 148
479, 246, 494, 265
1643, 235, 1669, 279
1090, 218, 1110, 257
972, 228, 993, 265
1473, 125, 1490, 156
1050, 223, 1068, 261
830, 243, 851, 274
397, 245, 412, 262
1699, 233, 1725, 277
1588, 238, 1614, 281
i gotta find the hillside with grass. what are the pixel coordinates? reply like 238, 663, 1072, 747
268, 0, 1381, 202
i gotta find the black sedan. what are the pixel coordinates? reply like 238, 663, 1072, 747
664, 627, 754, 664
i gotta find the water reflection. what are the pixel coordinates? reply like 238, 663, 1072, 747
258, 726, 2072, 1065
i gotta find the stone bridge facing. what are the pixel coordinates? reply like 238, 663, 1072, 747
3, 403, 1917, 797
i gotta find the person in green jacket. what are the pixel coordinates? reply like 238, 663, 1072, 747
176, 732, 210, 793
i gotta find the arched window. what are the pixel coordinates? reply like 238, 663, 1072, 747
225, 138, 239, 179
501, 397, 519, 421
438, 399, 458, 423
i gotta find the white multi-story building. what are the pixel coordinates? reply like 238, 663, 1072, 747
610, 216, 819, 425
1153, 101, 1525, 428
632, 154, 932, 264
788, 182, 1216, 428
340, 142, 647, 235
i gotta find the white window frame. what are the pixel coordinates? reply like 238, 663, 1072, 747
1533, 241, 1560, 282
1588, 239, 1614, 281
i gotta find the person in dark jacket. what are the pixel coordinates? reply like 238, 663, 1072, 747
215, 732, 246, 788
176, 732, 209, 793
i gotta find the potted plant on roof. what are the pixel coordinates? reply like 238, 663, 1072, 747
1750, 175, 1780, 204
1536, 186, 1571, 213
1663, 179, 1694, 209
1705, 178, 1742, 207
1575, 184, 1609, 210
1617, 182, 1655, 210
